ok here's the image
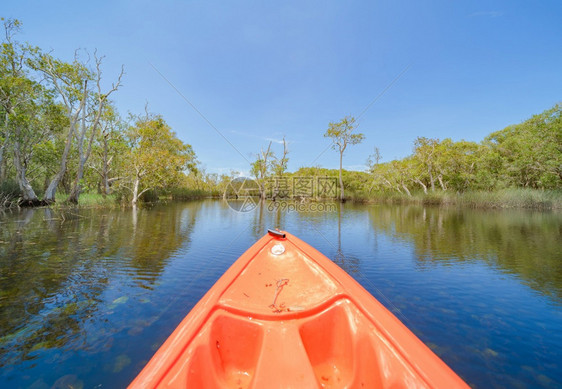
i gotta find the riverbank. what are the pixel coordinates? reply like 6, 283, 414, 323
2, 188, 561, 210
348, 188, 562, 210
51, 190, 214, 208
52, 193, 122, 208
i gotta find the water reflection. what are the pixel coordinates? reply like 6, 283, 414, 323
367, 205, 562, 303
0, 201, 560, 388
0, 203, 199, 370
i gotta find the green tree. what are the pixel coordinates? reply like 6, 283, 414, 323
270, 137, 289, 200
441, 140, 481, 192
30, 50, 92, 203
87, 103, 127, 196
67, 53, 123, 203
486, 104, 562, 189
250, 141, 273, 200
0, 18, 67, 205
413, 137, 440, 192
366, 147, 382, 194
324, 115, 365, 201
119, 114, 196, 205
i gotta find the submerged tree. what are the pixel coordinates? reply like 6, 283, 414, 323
324, 115, 364, 202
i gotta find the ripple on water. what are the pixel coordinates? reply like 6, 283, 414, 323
0, 201, 561, 389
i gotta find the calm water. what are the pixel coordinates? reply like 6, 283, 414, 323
0, 200, 561, 388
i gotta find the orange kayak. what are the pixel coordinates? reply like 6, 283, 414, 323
129, 230, 468, 388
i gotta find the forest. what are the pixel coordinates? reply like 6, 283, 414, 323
1, 18, 561, 209
238, 100, 561, 208
0, 18, 197, 207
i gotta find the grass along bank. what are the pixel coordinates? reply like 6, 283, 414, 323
347, 188, 562, 210
53, 192, 121, 208
4, 186, 560, 210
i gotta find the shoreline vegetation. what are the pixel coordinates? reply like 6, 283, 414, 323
3, 188, 558, 211
349, 188, 562, 210
1, 18, 561, 211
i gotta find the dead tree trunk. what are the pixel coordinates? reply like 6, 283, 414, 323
438, 174, 447, 191
401, 184, 412, 197
43, 81, 88, 203
414, 178, 428, 194
101, 131, 112, 195
67, 87, 88, 204
68, 56, 123, 204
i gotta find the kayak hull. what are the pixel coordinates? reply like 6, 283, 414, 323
129, 231, 468, 388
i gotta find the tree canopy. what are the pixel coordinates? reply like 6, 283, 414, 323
0, 18, 197, 206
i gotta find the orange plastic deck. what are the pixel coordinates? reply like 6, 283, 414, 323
129, 232, 469, 388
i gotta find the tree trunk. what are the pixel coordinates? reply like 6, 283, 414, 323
339, 150, 344, 202
0, 142, 6, 183
428, 167, 435, 192
132, 175, 140, 206
131, 171, 150, 206
402, 184, 412, 197
43, 124, 75, 203
43, 82, 88, 203
1, 99, 10, 184
415, 179, 428, 194
67, 161, 85, 204
13, 136, 40, 205
69, 87, 95, 204
68, 93, 88, 204
101, 134, 111, 196
438, 175, 447, 191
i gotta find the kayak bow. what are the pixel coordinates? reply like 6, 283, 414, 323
129, 230, 468, 388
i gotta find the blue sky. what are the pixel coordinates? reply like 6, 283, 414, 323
4, 0, 562, 175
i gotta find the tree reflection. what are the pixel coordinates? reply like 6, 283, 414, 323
368, 205, 562, 303
0, 202, 199, 367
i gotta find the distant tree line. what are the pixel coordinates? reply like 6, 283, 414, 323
246, 104, 561, 202
366, 104, 561, 196
2, 17, 560, 208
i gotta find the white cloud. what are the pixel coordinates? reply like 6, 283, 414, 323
229, 130, 291, 145
468, 11, 503, 18
265, 137, 289, 145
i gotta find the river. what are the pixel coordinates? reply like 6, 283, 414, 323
0, 200, 561, 388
